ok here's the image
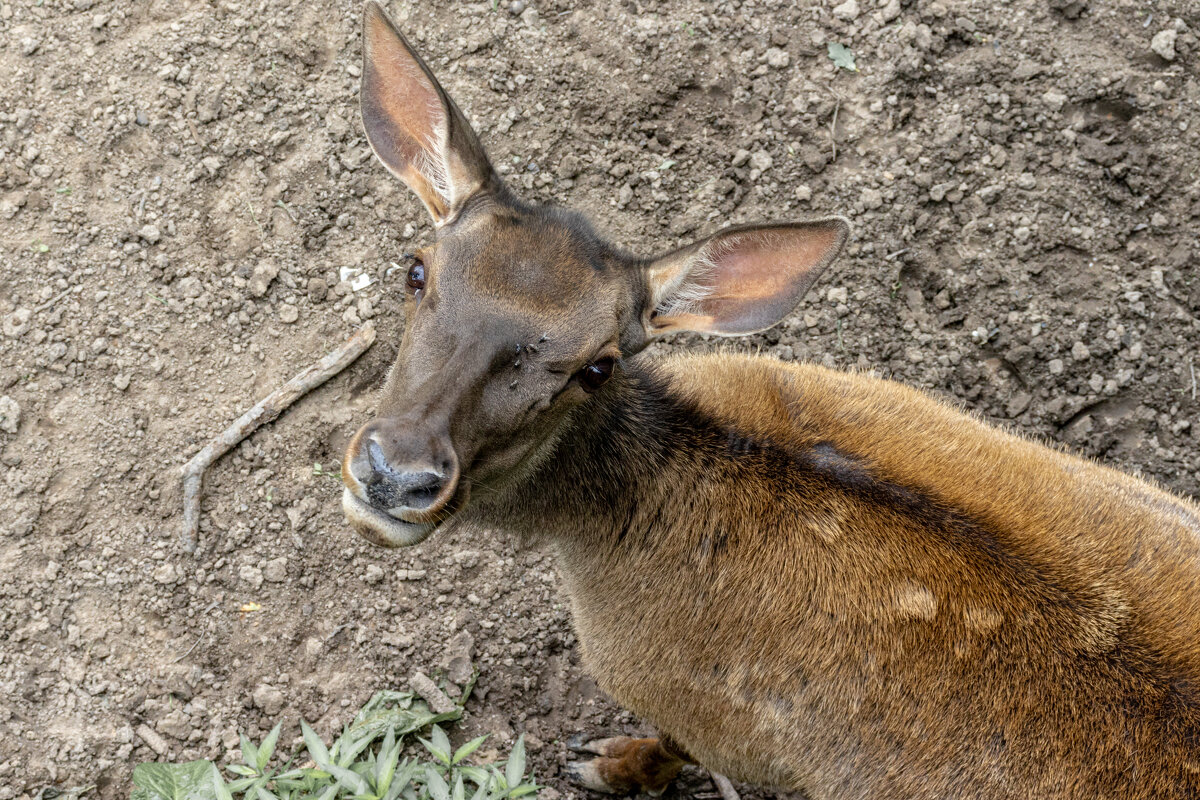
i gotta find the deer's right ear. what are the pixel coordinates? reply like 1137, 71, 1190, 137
361, 2, 497, 226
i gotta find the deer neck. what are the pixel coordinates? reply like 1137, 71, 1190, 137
469, 356, 714, 554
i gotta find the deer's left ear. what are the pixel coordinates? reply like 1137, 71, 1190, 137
641, 218, 850, 336
361, 2, 498, 226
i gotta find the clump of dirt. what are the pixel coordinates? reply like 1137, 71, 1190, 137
0, 0, 1197, 798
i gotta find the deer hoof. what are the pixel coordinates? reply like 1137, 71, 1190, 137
567, 735, 634, 756
563, 759, 621, 793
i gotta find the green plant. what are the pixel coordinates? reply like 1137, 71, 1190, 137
827, 42, 857, 72
131, 686, 538, 800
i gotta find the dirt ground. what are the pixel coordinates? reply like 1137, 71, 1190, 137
1, 0, 1198, 796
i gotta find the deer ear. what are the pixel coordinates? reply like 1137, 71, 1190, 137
361, 2, 498, 226
642, 218, 850, 337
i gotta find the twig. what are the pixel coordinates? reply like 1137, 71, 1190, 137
885, 248, 910, 261
180, 324, 376, 552
35, 286, 74, 312
711, 772, 740, 800
172, 628, 208, 663
826, 86, 842, 163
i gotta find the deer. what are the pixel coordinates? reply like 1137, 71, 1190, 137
340, 4, 1200, 798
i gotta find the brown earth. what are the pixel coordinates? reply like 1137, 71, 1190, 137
1, 0, 1198, 797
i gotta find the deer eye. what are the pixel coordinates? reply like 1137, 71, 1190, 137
577, 357, 616, 393
406, 257, 426, 292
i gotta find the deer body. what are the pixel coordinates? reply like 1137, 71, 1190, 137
470, 353, 1200, 798
342, 5, 1200, 796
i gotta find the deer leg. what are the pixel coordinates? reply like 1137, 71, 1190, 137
563, 735, 692, 795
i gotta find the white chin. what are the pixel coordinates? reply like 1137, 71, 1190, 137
342, 488, 437, 547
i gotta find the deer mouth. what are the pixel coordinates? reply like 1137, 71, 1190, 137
342, 487, 440, 547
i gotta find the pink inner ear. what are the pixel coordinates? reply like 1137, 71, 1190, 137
361, 8, 451, 218
670, 222, 845, 335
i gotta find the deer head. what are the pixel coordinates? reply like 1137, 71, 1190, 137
342, 2, 849, 547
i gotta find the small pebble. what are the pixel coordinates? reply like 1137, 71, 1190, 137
279, 304, 299, 323
1150, 29, 1177, 61
832, 0, 860, 21
0, 396, 20, 434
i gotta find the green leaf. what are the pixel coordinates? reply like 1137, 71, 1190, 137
419, 736, 451, 767
131, 761, 220, 800
426, 766, 451, 800
827, 42, 857, 71
507, 786, 538, 798
456, 766, 490, 787
452, 736, 488, 765
258, 723, 282, 772
327, 763, 370, 795
301, 721, 331, 768
504, 737, 526, 792
240, 734, 260, 770
210, 764, 235, 800
452, 774, 466, 800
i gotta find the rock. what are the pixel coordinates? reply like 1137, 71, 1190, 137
441, 629, 475, 686
832, 0, 860, 21
286, 497, 320, 530
136, 724, 169, 756
138, 224, 161, 244
1041, 90, 1067, 112
508, 0, 525, 15
453, 549, 480, 569
765, 47, 790, 68
748, 150, 773, 174
252, 684, 285, 716
307, 278, 328, 303
880, 0, 901, 22
731, 149, 751, 167
1006, 392, 1032, 418
248, 261, 280, 298
860, 187, 883, 209
410, 671, 457, 714
827, 286, 849, 304
363, 564, 385, 584
2, 308, 32, 338
1048, 359, 1064, 375
153, 563, 177, 585
1151, 29, 1177, 61
239, 564, 263, 589
177, 276, 203, 298
0, 396, 20, 434
20, 37, 40, 56
263, 557, 288, 583
794, 184, 813, 202
1071, 341, 1090, 361
113, 374, 131, 391
278, 303, 299, 323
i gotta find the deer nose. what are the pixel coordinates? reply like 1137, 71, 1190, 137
363, 440, 445, 510
344, 420, 457, 517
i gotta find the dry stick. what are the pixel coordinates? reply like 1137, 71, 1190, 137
827, 86, 842, 163
711, 772, 740, 800
179, 323, 377, 553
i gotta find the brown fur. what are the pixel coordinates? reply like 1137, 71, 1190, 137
462, 354, 1200, 798
343, 5, 1200, 797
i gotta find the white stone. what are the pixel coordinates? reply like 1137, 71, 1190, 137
832, 0, 860, 21
0, 396, 20, 434
1151, 29, 1177, 61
